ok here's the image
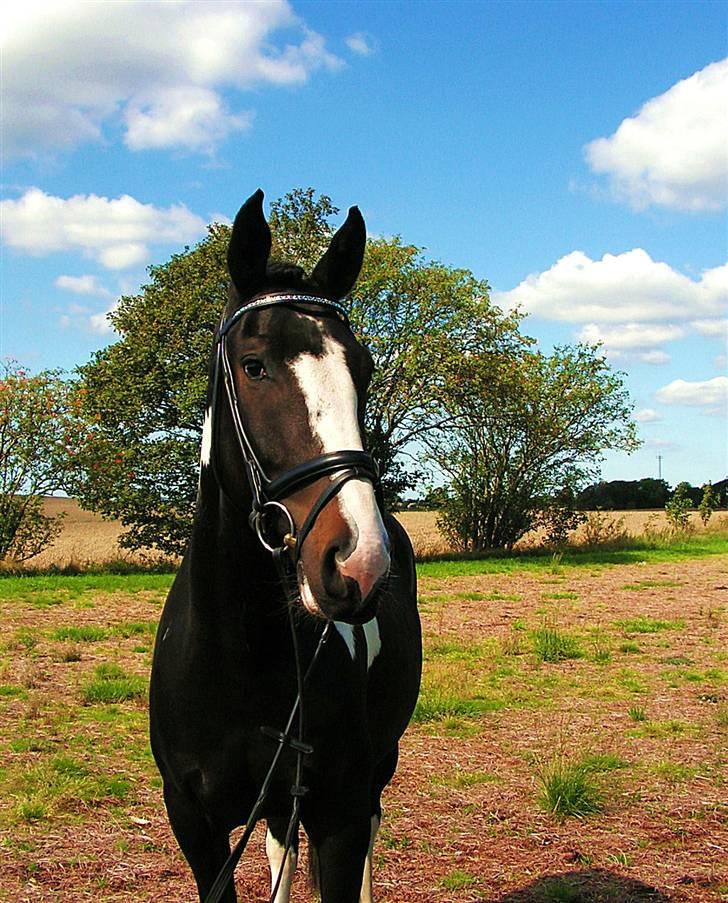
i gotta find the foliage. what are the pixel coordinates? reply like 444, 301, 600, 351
699, 481, 719, 526
75, 188, 523, 553
581, 510, 629, 547
431, 344, 639, 551
577, 477, 669, 510
534, 487, 587, 547
665, 481, 693, 532
0, 363, 80, 560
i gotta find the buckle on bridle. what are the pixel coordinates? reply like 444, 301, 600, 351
253, 501, 297, 553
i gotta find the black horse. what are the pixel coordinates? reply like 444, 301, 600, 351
149, 190, 422, 903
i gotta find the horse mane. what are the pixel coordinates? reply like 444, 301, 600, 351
265, 260, 319, 293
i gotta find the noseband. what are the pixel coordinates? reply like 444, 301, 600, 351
212, 292, 380, 560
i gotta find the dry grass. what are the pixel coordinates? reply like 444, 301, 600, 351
396, 508, 720, 558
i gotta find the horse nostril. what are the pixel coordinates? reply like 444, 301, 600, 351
322, 544, 348, 600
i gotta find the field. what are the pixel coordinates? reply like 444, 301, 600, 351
1, 508, 727, 901
33, 499, 719, 566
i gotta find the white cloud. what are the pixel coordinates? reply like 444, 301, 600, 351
578, 322, 685, 351
2, 1, 341, 157
585, 58, 728, 212
655, 376, 728, 415
691, 318, 728, 338
124, 86, 253, 153
1, 188, 206, 270
55, 274, 111, 298
346, 32, 374, 56
89, 306, 117, 335
495, 251, 727, 325
634, 409, 662, 423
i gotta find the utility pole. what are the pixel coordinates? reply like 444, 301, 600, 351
657, 455, 663, 480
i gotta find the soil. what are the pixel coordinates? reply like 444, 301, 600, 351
1, 553, 726, 902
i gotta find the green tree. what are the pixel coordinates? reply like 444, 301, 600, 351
0, 363, 79, 561
665, 482, 693, 532
76, 188, 523, 553
698, 481, 719, 525
429, 345, 639, 552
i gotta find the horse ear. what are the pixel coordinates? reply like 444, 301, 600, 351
227, 189, 272, 300
311, 206, 366, 299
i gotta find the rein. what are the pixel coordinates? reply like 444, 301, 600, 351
204, 292, 381, 903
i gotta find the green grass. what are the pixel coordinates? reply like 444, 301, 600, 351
416, 530, 728, 577
52, 626, 109, 643
0, 573, 173, 607
438, 869, 479, 891
536, 754, 605, 820
82, 663, 147, 704
616, 616, 684, 634
531, 626, 583, 663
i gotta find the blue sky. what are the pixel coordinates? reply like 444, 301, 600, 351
1, 0, 726, 487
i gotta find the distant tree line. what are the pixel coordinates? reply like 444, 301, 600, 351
576, 478, 726, 511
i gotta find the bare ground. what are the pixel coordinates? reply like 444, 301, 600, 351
1, 551, 727, 901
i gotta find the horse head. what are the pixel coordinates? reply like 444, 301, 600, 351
208, 189, 390, 624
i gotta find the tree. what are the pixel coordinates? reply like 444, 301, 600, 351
665, 482, 693, 532
0, 363, 79, 561
699, 482, 719, 525
429, 345, 639, 552
76, 188, 523, 553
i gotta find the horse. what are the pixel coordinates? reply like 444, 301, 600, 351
149, 189, 422, 903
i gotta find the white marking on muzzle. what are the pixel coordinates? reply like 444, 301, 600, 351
290, 334, 390, 603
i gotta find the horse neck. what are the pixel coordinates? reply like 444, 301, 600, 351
185, 461, 283, 634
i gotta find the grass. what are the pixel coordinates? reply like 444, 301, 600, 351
616, 616, 684, 634
416, 528, 728, 577
535, 754, 606, 820
531, 625, 583, 663
82, 663, 147, 704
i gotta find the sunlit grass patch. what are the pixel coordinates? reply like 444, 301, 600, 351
535, 754, 605, 820
628, 719, 694, 738
616, 616, 684, 634
413, 688, 504, 723
82, 663, 147, 704
542, 591, 579, 601
438, 869, 479, 891
531, 625, 583, 663
621, 579, 682, 591
2, 753, 133, 826
52, 626, 109, 643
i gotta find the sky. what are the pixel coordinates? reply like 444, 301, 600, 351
1, 0, 726, 488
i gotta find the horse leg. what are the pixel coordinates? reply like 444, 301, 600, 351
163, 782, 237, 903
308, 815, 371, 903
359, 814, 380, 903
265, 817, 298, 903
359, 746, 397, 902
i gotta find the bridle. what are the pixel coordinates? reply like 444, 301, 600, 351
212, 291, 381, 560
203, 291, 384, 903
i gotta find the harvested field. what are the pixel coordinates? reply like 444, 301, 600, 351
33, 499, 722, 567
1, 533, 727, 901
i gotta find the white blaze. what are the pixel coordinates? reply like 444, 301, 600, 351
290, 334, 390, 602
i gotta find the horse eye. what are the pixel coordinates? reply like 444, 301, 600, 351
243, 359, 266, 380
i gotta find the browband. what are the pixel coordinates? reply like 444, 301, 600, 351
218, 292, 349, 339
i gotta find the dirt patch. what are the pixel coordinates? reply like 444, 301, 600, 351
1, 554, 727, 901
